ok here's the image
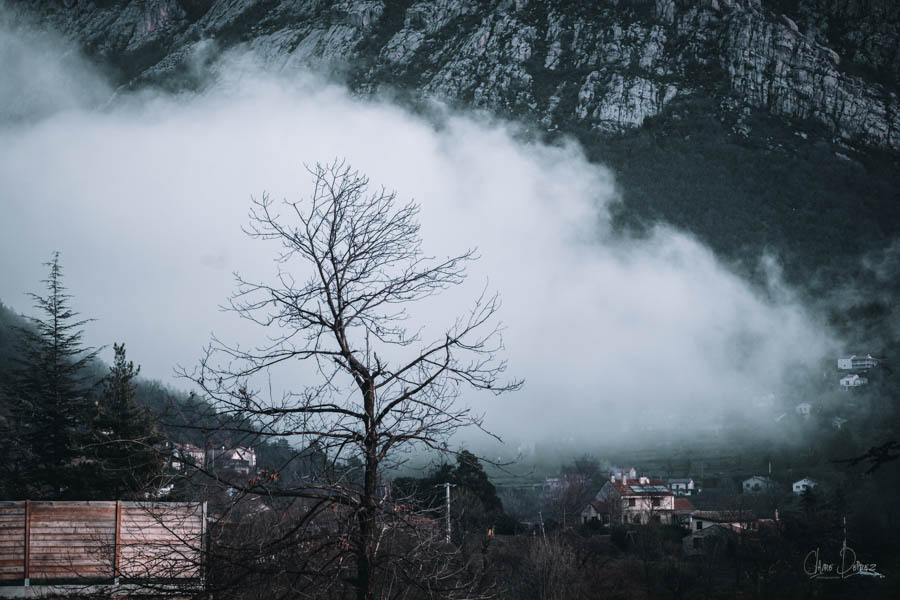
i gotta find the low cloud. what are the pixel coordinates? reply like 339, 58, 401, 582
0, 23, 836, 448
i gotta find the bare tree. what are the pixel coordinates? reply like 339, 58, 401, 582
180, 160, 520, 600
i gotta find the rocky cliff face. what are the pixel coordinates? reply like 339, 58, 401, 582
15, 0, 900, 152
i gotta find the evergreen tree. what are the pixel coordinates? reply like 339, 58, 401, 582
799, 486, 820, 518
0, 253, 100, 498
451, 450, 503, 513
392, 450, 505, 536
91, 343, 164, 498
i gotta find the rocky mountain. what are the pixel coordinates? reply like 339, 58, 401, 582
12, 0, 900, 153
5, 0, 900, 302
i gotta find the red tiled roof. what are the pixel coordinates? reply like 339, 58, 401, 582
674, 498, 696, 512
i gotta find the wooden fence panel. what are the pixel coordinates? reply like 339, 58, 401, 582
0, 502, 25, 581
27, 502, 116, 579
118, 502, 204, 579
0, 501, 204, 582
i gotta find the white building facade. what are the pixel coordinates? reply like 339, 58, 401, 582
840, 374, 868, 389
595, 476, 675, 525
793, 478, 819, 494
742, 476, 775, 493
837, 355, 878, 370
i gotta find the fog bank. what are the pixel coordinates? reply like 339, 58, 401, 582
0, 22, 837, 448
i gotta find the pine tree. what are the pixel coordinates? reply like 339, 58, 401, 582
1, 252, 100, 498
800, 486, 820, 518
91, 343, 164, 498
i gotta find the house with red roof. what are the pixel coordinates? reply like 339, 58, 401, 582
594, 473, 675, 525
672, 497, 696, 528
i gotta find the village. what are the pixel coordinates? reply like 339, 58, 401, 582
1, 348, 893, 598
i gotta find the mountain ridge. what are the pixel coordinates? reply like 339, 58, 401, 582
12, 0, 900, 153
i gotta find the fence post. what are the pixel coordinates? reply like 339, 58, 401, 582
201, 502, 208, 587
114, 500, 122, 585
23, 500, 30, 587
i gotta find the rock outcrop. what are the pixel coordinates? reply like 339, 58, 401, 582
15, 0, 900, 151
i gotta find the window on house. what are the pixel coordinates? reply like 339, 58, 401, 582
696, 521, 703, 530
628, 498, 636, 507
652, 498, 660, 507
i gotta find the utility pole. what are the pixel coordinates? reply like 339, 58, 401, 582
842, 515, 847, 553
443, 482, 454, 544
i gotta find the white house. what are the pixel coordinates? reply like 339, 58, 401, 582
668, 478, 696, 496
840, 374, 868, 389
837, 354, 878, 370
609, 467, 638, 481
595, 475, 675, 525
742, 476, 775, 493
690, 510, 757, 533
160, 441, 205, 473
795, 402, 812, 417
580, 501, 611, 525
793, 478, 819, 494
831, 417, 848, 430
206, 445, 258, 475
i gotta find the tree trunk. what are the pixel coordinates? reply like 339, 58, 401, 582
357, 380, 378, 600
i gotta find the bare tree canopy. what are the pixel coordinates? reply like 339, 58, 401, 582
179, 160, 520, 600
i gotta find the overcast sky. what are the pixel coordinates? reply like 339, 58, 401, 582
0, 20, 837, 449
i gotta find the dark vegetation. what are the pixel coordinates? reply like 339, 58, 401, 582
579, 96, 900, 297
0, 258, 327, 501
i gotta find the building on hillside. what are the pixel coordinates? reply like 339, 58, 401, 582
690, 509, 758, 533
683, 511, 778, 556
171, 442, 205, 472
206, 445, 257, 476
840, 374, 868, 389
792, 477, 819, 494
672, 497, 696, 528
580, 501, 611, 525
594, 475, 675, 525
795, 402, 812, 417
668, 478, 696, 496
156, 441, 205, 473
742, 476, 775, 493
837, 354, 878, 370
831, 417, 848, 430
609, 467, 638, 482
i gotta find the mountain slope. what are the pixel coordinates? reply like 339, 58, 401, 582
15, 0, 900, 152
6, 0, 900, 298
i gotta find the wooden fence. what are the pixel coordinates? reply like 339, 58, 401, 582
0, 501, 205, 584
